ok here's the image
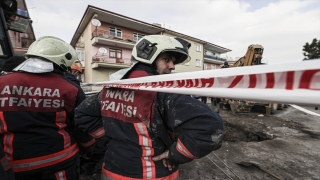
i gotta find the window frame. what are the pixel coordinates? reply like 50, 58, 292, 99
196, 44, 201, 52
196, 59, 201, 67
109, 27, 122, 38
109, 49, 122, 59
76, 48, 85, 62
133, 32, 144, 42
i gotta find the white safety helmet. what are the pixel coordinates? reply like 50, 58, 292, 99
132, 35, 191, 65
25, 36, 78, 69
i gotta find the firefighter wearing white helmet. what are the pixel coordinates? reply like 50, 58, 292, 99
23, 36, 78, 71
74, 35, 224, 180
132, 35, 191, 65
0, 36, 85, 179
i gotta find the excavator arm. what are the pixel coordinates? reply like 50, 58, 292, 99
231, 44, 264, 67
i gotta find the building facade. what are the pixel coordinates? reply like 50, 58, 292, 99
9, 0, 36, 57
70, 6, 231, 88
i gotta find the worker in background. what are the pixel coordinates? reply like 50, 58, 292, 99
64, 61, 82, 86
0, 56, 26, 75
71, 61, 82, 78
200, 96, 207, 104
74, 35, 224, 179
221, 60, 230, 68
68, 61, 107, 178
211, 60, 230, 113
0, 36, 85, 180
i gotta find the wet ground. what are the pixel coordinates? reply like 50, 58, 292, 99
80, 104, 320, 180
180, 104, 320, 180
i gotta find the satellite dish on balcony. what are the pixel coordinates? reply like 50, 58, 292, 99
98, 47, 107, 54
91, 19, 101, 27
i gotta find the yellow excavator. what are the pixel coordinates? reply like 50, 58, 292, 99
221, 45, 286, 115
231, 45, 264, 67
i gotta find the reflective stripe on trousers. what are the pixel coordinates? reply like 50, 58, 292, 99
55, 170, 67, 180
10, 143, 79, 172
1, 156, 11, 171
101, 167, 179, 180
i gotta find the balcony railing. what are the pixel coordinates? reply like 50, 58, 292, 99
204, 54, 226, 61
92, 55, 132, 65
92, 29, 137, 43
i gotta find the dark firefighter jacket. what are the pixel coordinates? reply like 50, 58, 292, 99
74, 63, 224, 179
0, 70, 85, 174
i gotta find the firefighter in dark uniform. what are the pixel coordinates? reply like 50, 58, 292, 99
74, 35, 224, 179
0, 36, 85, 179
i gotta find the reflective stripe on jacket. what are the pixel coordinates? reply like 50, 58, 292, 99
10, 143, 79, 172
0, 71, 85, 173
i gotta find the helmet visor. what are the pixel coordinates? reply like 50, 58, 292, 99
161, 49, 191, 65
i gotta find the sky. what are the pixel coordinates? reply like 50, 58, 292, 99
25, 0, 320, 64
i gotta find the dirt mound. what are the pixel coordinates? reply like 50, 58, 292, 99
222, 111, 303, 142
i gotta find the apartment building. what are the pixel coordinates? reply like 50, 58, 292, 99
8, 0, 36, 57
203, 43, 231, 70
162, 31, 208, 73
70, 5, 231, 86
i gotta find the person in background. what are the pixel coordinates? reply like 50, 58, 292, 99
74, 35, 224, 180
64, 61, 82, 86
201, 96, 207, 104
211, 97, 221, 113
71, 61, 83, 78
221, 60, 229, 68
211, 60, 230, 113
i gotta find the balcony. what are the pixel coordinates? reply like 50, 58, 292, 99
91, 55, 131, 69
10, 33, 35, 48
9, 32, 35, 56
91, 29, 136, 49
204, 54, 226, 64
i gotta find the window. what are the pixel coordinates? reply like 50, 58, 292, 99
110, 49, 122, 59
196, 44, 201, 52
110, 27, 122, 38
196, 59, 201, 67
211, 64, 216, 69
204, 63, 207, 70
133, 33, 144, 42
76, 48, 85, 62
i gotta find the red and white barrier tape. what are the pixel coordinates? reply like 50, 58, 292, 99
289, 104, 320, 117
82, 60, 320, 106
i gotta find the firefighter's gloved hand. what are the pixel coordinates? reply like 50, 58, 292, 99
82, 153, 92, 160
152, 150, 176, 171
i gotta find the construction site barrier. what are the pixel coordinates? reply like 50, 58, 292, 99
82, 60, 319, 107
